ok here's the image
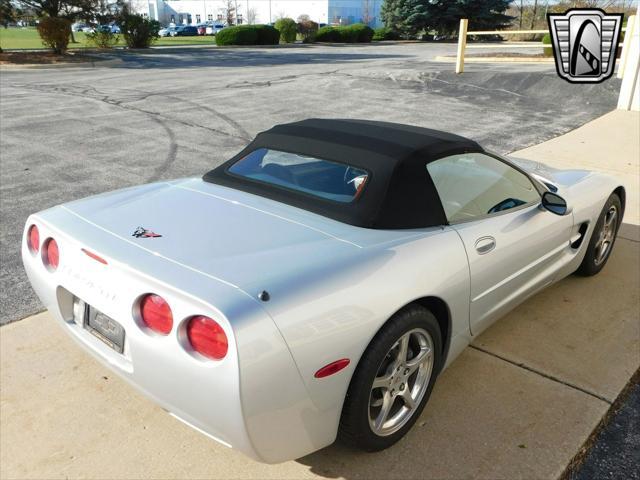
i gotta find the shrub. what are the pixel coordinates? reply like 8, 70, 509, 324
216, 25, 258, 45
37, 17, 71, 54
253, 24, 280, 45
315, 25, 341, 42
215, 25, 279, 45
86, 30, 119, 49
315, 24, 374, 43
297, 19, 318, 43
346, 23, 374, 43
373, 27, 399, 41
120, 14, 160, 48
542, 33, 552, 57
275, 17, 296, 43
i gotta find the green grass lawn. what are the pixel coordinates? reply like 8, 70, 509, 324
0, 27, 217, 50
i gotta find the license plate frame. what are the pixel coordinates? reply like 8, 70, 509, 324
83, 304, 125, 354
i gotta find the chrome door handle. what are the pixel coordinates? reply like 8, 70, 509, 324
475, 236, 496, 254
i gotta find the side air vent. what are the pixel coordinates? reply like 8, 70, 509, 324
543, 181, 559, 193
571, 222, 589, 249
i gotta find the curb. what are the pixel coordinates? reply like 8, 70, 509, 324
0, 57, 124, 69
434, 55, 554, 63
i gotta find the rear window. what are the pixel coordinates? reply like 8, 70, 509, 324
227, 148, 369, 203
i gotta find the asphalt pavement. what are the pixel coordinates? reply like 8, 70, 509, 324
568, 375, 640, 480
0, 43, 621, 324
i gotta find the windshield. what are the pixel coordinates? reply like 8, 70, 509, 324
227, 148, 369, 203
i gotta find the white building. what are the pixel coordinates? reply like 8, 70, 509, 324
130, 0, 383, 28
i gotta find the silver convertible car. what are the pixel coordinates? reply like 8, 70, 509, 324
23, 119, 624, 463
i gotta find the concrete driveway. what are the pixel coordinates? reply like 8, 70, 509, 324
1, 230, 637, 479
0, 42, 622, 324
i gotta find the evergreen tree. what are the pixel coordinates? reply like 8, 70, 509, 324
381, 0, 429, 38
381, 0, 513, 37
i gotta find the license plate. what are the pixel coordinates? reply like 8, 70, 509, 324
83, 305, 125, 354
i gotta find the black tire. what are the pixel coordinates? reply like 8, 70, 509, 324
576, 193, 622, 276
338, 305, 442, 451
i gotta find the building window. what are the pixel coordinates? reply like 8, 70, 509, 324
170, 15, 175, 23
208, 14, 213, 21
178, 14, 183, 24
196, 14, 201, 23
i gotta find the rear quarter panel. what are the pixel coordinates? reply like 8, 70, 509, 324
254, 227, 470, 441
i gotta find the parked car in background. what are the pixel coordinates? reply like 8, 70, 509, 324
173, 25, 199, 36
158, 26, 177, 37
206, 24, 225, 35
97, 24, 120, 34
196, 24, 207, 35
71, 23, 89, 32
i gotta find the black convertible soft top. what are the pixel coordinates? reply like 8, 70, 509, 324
203, 119, 484, 229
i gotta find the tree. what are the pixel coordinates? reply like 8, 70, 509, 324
1, 0, 17, 29
381, 0, 429, 38
456, 0, 512, 32
275, 17, 296, 42
119, 11, 159, 48
362, 0, 372, 25
37, 15, 71, 52
529, 0, 538, 30
220, 0, 237, 25
382, 0, 513, 37
246, 6, 257, 24
17, 0, 123, 42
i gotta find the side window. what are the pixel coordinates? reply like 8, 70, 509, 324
427, 153, 540, 223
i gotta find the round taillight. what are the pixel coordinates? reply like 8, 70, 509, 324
27, 225, 40, 254
42, 238, 59, 270
186, 316, 228, 360
139, 294, 173, 335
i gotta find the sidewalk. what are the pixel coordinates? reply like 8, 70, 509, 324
1, 111, 638, 480
512, 109, 640, 227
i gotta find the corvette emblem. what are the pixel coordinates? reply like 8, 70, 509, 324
132, 227, 162, 238
547, 9, 623, 84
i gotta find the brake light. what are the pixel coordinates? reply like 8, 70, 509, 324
42, 238, 59, 270
186, 316, 228, 360
139, 294, 173, 335
27, 225, 39, 253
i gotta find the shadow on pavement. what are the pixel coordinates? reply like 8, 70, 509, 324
103, 48, 410, 69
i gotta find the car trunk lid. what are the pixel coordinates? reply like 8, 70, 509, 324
63, 178, 361, 291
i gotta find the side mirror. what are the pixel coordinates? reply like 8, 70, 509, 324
541, 191, 569, 216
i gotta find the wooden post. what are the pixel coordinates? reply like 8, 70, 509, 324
456, 19, 469, 74
618, 15, 636, 79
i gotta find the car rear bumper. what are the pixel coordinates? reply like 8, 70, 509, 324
21, 210, 336, 463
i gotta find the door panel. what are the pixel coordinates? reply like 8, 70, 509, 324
452, 204, 573, 335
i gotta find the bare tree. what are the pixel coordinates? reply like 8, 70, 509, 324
529, 0, 538, 30
220, 0, 235, 25
362, 0, 372, 25
246, 6, 256, 24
